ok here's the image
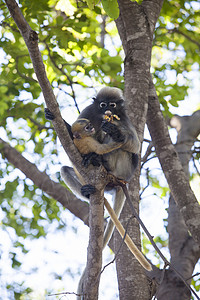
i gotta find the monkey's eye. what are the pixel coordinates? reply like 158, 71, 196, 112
100, 102, 107, 108
85, 123, 92, 131
109, 102, 116, 108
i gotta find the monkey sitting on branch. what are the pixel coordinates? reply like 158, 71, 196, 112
45, 87, 151, 270
70, 117, 152, 271
45, 87, 140, 244
45, 87, 152, 299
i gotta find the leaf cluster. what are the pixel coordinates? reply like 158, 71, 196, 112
153, 0, 200, 116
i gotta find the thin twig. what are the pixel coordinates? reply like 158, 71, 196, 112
1, 20, 20, 32
186, 272, 200, 281
141, 155, 157, 168
140, 168, 150, 197
28, 117, 54, 130
57, 85, 80, 114
158, 26, 200, 49
141, 141, 154, 163
15, 55, 37, 82
192, 156, 200, 176
43, 41, 80, 114
48, 291, 81, 297
99, 216, 134, 276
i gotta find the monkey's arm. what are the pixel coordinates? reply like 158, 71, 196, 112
75, 137, 123, 168
122, 132, 140, 154
104, 197, 152, 271
102, 120, 140, 154
45, 108, 73, 140
85, 138, 124, 155
120, 124, 140, 154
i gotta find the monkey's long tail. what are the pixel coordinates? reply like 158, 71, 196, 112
104, 197, 152, 271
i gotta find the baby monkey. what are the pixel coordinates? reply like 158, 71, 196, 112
71, 118, 152, 271
71, 118, 124, 155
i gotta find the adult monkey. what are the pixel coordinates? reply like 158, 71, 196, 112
45, 87, 140, 247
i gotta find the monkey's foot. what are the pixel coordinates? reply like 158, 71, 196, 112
81, 184, 96, 199
118, 179, 128, 185
107, 174, 128, 187
45, 108, 55, 120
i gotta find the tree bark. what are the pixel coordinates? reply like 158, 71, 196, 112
82, 190, 104, 300
147, 80, 200, 245
157, 111, 200, 300
114, 0, 164, 299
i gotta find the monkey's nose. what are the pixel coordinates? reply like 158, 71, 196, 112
105, 110, 112, 116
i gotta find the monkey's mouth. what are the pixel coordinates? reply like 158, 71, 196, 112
104, 110, 112, 116
104, 110, 120, 121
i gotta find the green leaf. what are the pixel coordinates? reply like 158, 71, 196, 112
86, 0, 95, 9
101, 0, 119, 19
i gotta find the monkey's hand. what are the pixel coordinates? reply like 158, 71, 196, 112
45, 108, 55, 120
101, 121, 125, 143
81, 184, 96, 199
45, 108, 73, 139
82, 152, 102, 168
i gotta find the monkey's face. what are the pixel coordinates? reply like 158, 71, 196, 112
83, 121, 95, 136
94, 97, 124, 120
72, 119, 95, 139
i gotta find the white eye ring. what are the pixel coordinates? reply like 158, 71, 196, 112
100, 102, 107, 108
109, 102, 116, 108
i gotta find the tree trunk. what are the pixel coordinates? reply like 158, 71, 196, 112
114, 0, 163, 298
147, 81, 200, 245
157, 111, 200, 300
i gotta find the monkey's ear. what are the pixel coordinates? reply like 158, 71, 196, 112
73, 132, 81, 139
92, 97, 97, 102
119, 99, 125, 106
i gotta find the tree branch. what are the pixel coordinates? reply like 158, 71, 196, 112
157, 112, 200, 299
15, 55, 38, 83
0, 138, 89, 225
169, 28, 200, 49
28, 117, 54, 131
5, 2, 108, 298
43, 40, 80, 114
147, 77, 200, 245
4, 0, 83, 175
